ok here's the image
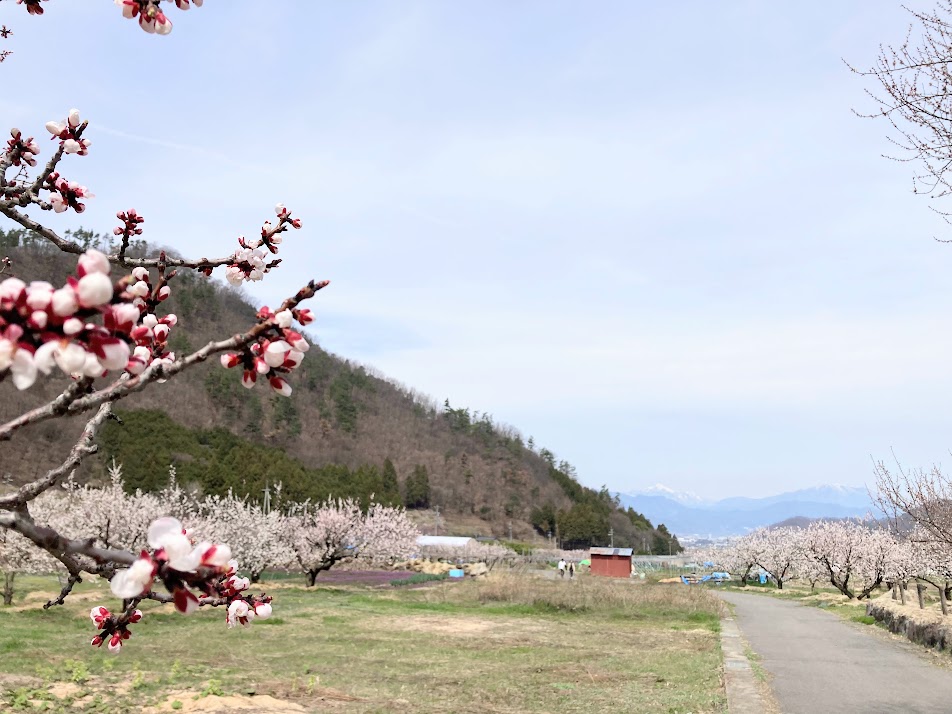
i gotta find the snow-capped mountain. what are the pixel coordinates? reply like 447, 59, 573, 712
635, 483, 709, 506
616, 484, 875, 538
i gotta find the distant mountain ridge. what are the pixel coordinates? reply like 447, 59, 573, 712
615, 484, 876, 538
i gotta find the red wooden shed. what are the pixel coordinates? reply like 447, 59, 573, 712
589, 547, 633, 578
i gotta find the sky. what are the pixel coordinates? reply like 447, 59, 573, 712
2, 1, 952, 499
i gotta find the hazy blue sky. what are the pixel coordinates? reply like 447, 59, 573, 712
2, 1, 951, 498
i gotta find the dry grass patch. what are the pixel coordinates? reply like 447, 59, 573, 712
0, 574, 726, 713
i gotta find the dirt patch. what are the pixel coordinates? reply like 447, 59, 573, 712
48, 682, 82, 699
0, 673, 42, 689
148, 692, 309, 713
380, 615, 551, 644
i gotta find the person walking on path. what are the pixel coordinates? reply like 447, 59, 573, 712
557, 559, 566, 578
568, 562, 575, 579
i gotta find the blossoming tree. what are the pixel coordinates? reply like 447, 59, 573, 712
801, 520, 902, 600
287, 499, 419, 586
747, 527, 803, 591
0, 0, 324, 651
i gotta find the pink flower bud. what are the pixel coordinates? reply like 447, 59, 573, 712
94, 338, 131, 371
0, 277, 26, 303
63, 317, 84, 336
109, 303, 140, 333
284, 350, 304, 369
131, 325, 153, 342
285, 331, 310, 353
78, 249, 111, 277
275, 310, 293, 329
254, 602, 273, 619
155, 14, 173, 35
153, 324, 170, 342
220, 353, 241, 369
54, 342, 88, 374
117, 0, 136, 19
45, 120, 66, 137
197, 542, 232, 568
107, 634, 122, 654
275, 203, 287, 216
28, 310, 48, 330
157, 286, 171, 301
131, 267, 149, 281
128, 281, 150, 298
68, 108, 81, 128
161, 314, 178, 327
269, 376, 292, 396
51, 287, 78, 316
25, 282, 53, 311
264, 340, 291, 368
241, 370, 256, 388
77, 273, 114, 308
126, 357, 147, 375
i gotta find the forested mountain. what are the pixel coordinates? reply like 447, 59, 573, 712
0, 229, 680, 553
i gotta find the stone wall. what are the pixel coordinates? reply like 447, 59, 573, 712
866, 597, 952, 651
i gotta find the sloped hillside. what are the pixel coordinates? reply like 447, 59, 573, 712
0, 229, 680, 553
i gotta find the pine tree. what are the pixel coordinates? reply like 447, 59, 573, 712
404, 464, 431, 509
381, 458, 401, 506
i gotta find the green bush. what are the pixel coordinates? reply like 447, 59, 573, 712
391, 573, 449, 587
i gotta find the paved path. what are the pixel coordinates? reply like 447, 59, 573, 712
719, 592, 952, 714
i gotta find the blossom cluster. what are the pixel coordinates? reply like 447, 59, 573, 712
89, 605, 142, 655
45, 109, 91, 156
4, 128, 39, 167
0, 25, 10, 64
220, 561, 273, 628
224, 203, 303, 286
103, 516, 273, 649
114, 0, 203, 36
219, 304, 313, 396
15, 1, 46, 17
111, 516, 232, 611
0, 248, 176, 390
46, 172, 94, 213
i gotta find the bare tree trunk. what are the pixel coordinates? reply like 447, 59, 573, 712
306, 570, 318, 587
891, 583, 898, 600
740, 564, 752, 586
900, 581, 907, 606
2, 572, 14, 606
940, 585, 949, 616
918, 583, 927, 610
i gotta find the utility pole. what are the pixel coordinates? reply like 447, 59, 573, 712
262, 483, 271, 515
609, 528, 614, 548
434, 505, 440, 536
508, 521, 513, 541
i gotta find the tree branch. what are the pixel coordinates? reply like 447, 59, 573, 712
0, 279, 327, 441
0, 401, 114, 509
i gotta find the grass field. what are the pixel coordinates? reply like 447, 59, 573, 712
0, 572, 727, 713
